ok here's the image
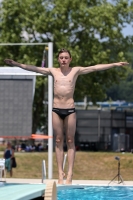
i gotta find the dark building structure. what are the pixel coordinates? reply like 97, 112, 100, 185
0, 67, 36, 138
76, 109, 133, 151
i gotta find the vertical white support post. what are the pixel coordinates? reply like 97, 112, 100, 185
48, 42, 53, 179
63, 154, 67, 171
42, 160, 47, 183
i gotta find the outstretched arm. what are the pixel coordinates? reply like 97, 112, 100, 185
78, 62, 129, 75
4, 59, 51, 75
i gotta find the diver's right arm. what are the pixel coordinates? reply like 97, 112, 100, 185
4, 59, 51, 75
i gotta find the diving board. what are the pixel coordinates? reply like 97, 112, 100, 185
0, 181, 57, 200
0, 183, 46, 200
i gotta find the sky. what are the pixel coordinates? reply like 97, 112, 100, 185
122, 24, 133, 37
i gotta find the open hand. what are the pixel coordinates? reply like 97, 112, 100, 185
4, 59, 15, 66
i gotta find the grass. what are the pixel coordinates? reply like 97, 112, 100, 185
1, 151, 133, 181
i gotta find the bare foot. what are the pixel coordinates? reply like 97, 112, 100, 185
65, 174, 73, 185
58, 172, 65, 185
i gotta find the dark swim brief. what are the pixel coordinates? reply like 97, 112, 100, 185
52, 108, 76, 120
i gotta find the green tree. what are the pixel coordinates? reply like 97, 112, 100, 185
0, 0, 133, 131
106, 48, 133, 102
106, 67, 133, 102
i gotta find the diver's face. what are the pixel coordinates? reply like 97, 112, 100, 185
58, 52, 72, 67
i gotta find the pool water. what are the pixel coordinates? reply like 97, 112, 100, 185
57, 186, 133, 200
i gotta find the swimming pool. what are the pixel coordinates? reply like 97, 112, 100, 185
57, 185, 133, 200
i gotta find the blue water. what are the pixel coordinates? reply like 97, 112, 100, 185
57, 186, 133, 200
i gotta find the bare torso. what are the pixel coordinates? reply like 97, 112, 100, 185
50, 67, 79, 108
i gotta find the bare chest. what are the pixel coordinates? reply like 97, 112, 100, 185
53, 72, 77, 87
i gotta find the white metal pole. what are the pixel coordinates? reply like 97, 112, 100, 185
48, 42, 53, 179
63, 154, 67, 171
42, 160, 46, 183
0, 43, 48, 46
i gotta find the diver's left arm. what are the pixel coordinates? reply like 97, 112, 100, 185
78, 62, 129, 75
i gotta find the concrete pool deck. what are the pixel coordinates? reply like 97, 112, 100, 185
5, 178, 133, 186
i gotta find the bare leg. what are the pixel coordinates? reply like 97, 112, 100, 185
64, 113, 76, 185
52, 112, 65, 184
